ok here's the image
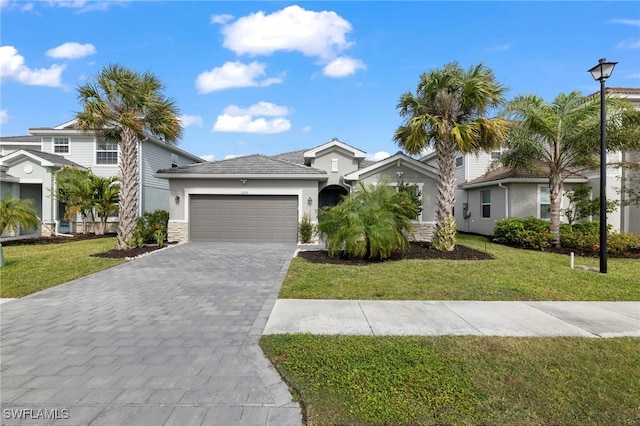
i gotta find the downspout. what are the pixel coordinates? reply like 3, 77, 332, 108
498, 182, 509, 219
138, 139, 143, 216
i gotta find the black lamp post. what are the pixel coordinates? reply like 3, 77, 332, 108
588, 58, 617, 274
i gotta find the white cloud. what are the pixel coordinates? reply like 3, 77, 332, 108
195, 61, 282, 93
46, 42, 96, 59
223, 154, 242, 160
179, 114, 203, 127
322, 56, 366, 77
213, 115, 291, 134
0, 109, 9, 124
302, 126, 311, 133
0, 46, 65, 87
486, 44, 512, 52
221, 5, 352, 59
213, 101, 292, 134
46, 1, 122, 12
217, 5, 365, 77
211, 13, 233, 25
367, 151, 391, 162
615, 39, 640, 49
610, 19, 640, 27
223, 101, 290, 117
200, 154, 215, 162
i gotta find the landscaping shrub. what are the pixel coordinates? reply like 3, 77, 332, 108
131, 210, 169, 247
493, 217, 553, 250
318, 180, 418, 260
298, 213, 317, 243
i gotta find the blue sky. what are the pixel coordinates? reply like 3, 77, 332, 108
1, 1, 639, 162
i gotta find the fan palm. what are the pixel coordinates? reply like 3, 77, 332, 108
76, 64, 182, 249
394, 62, 509, 251
0, 195, 39, 267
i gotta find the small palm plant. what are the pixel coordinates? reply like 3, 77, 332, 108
0, 195, 39, 267
318, 179, 419, 260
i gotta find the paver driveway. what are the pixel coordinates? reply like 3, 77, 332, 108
0, 243, 302, 425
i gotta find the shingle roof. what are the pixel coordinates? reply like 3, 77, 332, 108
23, 149, 85, 168
270, 149, 308, 165
0, 135, 41, 142
460, 165, 587, 187
157, 154, 327, 175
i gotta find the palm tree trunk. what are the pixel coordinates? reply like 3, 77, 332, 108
549, 175, 563, 247
117, 128, 139, 249
432, 140, 457, 251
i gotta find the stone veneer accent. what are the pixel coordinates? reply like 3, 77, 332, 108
408, 223, 435, 242
168, 221, 188, 243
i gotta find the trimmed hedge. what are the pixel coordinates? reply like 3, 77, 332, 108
494, 218, 639, 253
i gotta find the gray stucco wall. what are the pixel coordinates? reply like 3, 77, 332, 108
167, 178, 321, 223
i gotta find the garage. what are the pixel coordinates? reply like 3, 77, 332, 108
189, 194, 298, 242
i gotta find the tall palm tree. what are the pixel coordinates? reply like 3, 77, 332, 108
0, 195, 39, 267
394, 62, 509, 251
76, 64, 182, 249
500, 91, 640, 246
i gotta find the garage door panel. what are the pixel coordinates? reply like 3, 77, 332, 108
189, 195, 298, 242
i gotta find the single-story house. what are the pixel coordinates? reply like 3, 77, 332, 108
156, 138, 440, 243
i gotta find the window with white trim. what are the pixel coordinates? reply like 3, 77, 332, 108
96, 141, 118, 165
539, 186, 551, 220
481, 190, 491, 218
171, 153, 179, 168
455, 156, 463, 167
54, 137, 69, 154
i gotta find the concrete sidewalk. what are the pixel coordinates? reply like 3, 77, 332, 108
264, 300, 640, 338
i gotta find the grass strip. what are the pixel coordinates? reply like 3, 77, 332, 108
0, 238, 123, 298
261, 334, 640, 426
281, 234, 640, 301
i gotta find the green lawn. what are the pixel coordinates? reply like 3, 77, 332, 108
261, 334, 640, 426
0, 238, 123, 298
281, 234, 640, 301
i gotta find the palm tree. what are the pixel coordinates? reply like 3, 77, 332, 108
500, 91, 640, 246
91, 175, 120, 236
394, 62, 509, 251
0, 195, 39, 267
76, 64, 182, 249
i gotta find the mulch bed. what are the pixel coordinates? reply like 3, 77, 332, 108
1, 233, 168, 259
297, 241, 494, 266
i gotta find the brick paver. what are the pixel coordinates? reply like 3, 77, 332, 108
0, 243, 301, 425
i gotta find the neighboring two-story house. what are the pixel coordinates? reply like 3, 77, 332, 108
0, 119, 203, 237
422, 88, 640, 236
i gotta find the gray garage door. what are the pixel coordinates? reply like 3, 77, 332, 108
189, 194, 298, 242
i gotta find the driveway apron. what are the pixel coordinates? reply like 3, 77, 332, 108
0, 243, 302, 426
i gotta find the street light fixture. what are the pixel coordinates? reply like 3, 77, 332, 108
588, 58, 617, 274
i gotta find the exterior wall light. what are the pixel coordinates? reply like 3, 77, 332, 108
307, 197, 313, 206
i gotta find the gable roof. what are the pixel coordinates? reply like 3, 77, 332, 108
343, 151, 438, 181
303, 138, 367, 160
0, 149, 85, 169
155, 154, 327, 180
270, 149, 308, 165
460, 165, 588, 188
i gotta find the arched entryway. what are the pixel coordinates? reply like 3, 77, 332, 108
319, 185, 349, 209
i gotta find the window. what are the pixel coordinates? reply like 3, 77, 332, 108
171, 153, 179, 168
96, 141, 118, 165
490, 151, 501, 160
54, 137, 69, 154
481, 190, 491, 218
539, 186, 551, 220
455, 156, 463, 167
